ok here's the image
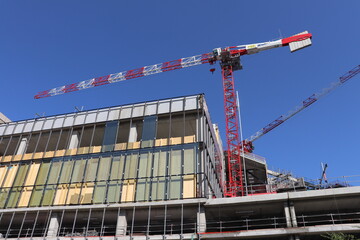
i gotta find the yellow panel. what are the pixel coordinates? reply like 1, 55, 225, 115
183, 175, 196, 199
121, 180, 135, 202
114, 143, 127, 151
80, 183, 94, 204
53, 184, 69, 205
55, 149, 66, 157
22, 153, 33, 160
33, 152, 44, 159
24, 163, 40, 186
65, 149, 77, 156
18, 186, 33, 207
3, 165, 19, 187
0, 166, 7, 186
170, 137, 182, 145
44, 151, 55, 158
77, 147, 90, 155
13, 155, 23, 161
184, 135, 195, 144
66, 184, 81, 205
155, 138, 169, 147
91, 146, 101, 153
2, 156, 13, 162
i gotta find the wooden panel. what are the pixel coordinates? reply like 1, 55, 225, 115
170, 137, 182, 145
33, 152, 44, 159
2, 155, 13, 162
127, 142, 140, 150
44, 151, 55, 158
53, 184, 69, 205
22, 153, 33, 160
80, 183, 94, 204
13, 155, 23, 161
65, 149, 77, 156
0, 166, 7, 187
155, 138, 169, 147
184, 135, 196, 144
2, 165, 18, 188
24, 163, 40, 186
183, 175, 196, 199
121, 180, 135, 202
114, 143, 127, 151
77, 147, 90, 155
55, 149, 66, 157
91, 146, 101, 153
66, 183, 81, 205
18, 186, 33, 207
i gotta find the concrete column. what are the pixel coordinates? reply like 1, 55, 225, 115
116, 210, 127, 236
68, 131, 80, 149
128, 124, 137, 142
289, 202, 298, 227
47, 213, 60, 237
284, 202, 292, 228
16, 137, 28, 155
197, 206, 206, 233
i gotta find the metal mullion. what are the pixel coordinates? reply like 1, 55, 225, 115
85, 208, 92, 238
56, 209, 65, 237
5, 211, 16, 239
100, 207, 106, 237
17, 211, 28, 239
146, 205, 151, 236
42, 209, 53, 238
163, 204, 167, 236
3, 135, 13, 161
130, 206, 135, 237
103, 154, 113, 204
30, 210, 40, 239
71, 209, 78, 237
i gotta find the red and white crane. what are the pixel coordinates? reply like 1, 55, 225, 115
35, 31, 313, 197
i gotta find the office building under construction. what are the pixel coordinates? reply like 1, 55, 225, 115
0, 94, 359, 240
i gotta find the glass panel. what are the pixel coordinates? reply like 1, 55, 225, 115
0, 137, 10, 156
170, 149, 181, 175
35, 161, 50, 185
169, 176, 181, 199
56, 129, 71, 152
170, 114, 183, 145
184, 113, 197, 143
47, 161, 62, 184
107, 180, 121, 203
5, 136, 20, 156
102, 121, 118, 152
184, 148, 195, 174
13, 164, 29, 186
35, 132, 50, 153
136, 179, 149, 201
6, 187, 22, 208
84, 157, 99, 182
93, 182, 107, 203
92, 124, 105, 149
71, 159, 86, 183
141, 116, 157, 148
80, 183, 94, 204
78, 126, 94, 154
41, 185, 56, 206
153, 150, 167, 177
155, 116, 169, 146
138, 152, 152, 178
124, 153, 138, 179
29, 185, 44, 207
45, 130, 61, 152
25, 134, 40, 154
110, 155, 125, 180
115, 121, 130, 150
58, 159, 74, 184
0, 188, 10, 208
151, 177, 165, 201
97, 157, 111, 181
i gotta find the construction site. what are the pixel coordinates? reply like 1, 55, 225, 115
0, 29, 360, 240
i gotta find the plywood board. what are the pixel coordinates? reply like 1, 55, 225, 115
3, 165, 18, 188
18, 186, 33, 207
183, 175, 196, 199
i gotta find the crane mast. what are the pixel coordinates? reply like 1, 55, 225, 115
35, 31, 313, 198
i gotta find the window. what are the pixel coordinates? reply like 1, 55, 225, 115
102, 121, 118, 152
141, 116, 157, 148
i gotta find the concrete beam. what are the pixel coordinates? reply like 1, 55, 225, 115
197, 206, 206, 233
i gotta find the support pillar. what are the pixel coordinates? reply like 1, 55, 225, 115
47, 213, 60, 237
116, 210, 127, 236
289, 202, 298, 227
197, 206, 206, 233
284, 202, 292, 228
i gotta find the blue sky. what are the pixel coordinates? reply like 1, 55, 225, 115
1, 1, 359, 181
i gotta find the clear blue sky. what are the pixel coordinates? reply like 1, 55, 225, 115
1, 1, 359, 181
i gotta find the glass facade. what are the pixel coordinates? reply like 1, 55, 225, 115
0, 95, 224, 209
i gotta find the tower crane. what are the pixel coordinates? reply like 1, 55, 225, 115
35, 31, 313, 197
241, 65, 360, 153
